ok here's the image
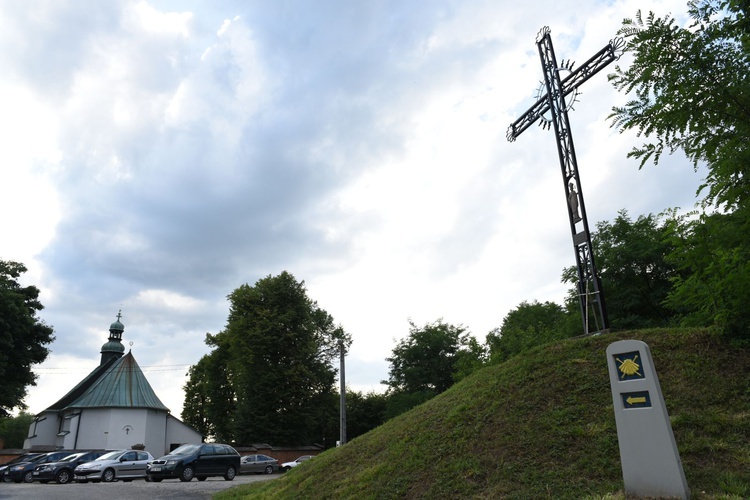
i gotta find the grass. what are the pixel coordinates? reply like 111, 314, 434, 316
215, 328, 750, 499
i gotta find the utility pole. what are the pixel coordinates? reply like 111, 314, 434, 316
339, 340, 347, 446
507, 26, 624, 335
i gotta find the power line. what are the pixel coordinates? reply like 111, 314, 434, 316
33, 363, 193, 375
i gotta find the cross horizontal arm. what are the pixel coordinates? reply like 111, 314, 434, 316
506, 37, 624, 142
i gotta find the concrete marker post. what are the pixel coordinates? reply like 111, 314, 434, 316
606, 339, 689, 499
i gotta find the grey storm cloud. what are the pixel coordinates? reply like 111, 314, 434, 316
0, 0, 705, 415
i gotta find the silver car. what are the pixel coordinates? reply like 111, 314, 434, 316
73, 449, 154, 483
240, 454, 279, 475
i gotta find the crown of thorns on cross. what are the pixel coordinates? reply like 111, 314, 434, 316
504, 29, 625, 142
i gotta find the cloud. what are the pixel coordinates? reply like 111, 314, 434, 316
1, 0, 705, 418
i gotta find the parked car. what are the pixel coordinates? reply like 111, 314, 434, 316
32, 450, 106, 484
146, 443, 240, 482
0, 454, 43, 483
4, 451, 73, 483
73, 449, 154, 483
240, 454, 278, 475
281, 455, 314, 471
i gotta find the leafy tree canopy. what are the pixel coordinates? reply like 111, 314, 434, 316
181, 343, 236, 442
0, 411, 35, 448
562, 210, 677, 330
382, 320, 481, 417
0, 260, 54, 418
182, 271, 349, 446
486, 300, 569, 364
663, 205, 750, 341
342, 390, 387, 441
609, 0, 750, 209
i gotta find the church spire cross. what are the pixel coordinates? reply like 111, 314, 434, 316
508, 27, 623, 335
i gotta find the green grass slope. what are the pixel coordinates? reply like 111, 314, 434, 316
217, 329, 750, 499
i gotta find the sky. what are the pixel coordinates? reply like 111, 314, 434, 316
0, 0, 705, 420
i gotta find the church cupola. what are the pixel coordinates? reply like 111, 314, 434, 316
100, 311, 126, 365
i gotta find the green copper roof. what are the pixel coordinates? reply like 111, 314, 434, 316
110, 310, 125, 332
101, 340, 125, 354
63, 351, 169, 411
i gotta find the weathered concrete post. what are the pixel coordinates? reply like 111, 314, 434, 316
606, 340, 689, 499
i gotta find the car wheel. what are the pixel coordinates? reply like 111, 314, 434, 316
2, 476, 12, 483
264, 465, 273, 475
56, 469, 72, 484
224, 466, 236, 481
197, 476, 207, 481
102, 468, 116, 482
179, 466, 194, 482
150, 477, 163, 482
23, 471, 34, 483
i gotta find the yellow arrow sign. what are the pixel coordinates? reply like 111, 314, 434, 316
626, 396, 647, 405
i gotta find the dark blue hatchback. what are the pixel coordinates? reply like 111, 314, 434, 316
146, 443, 240, 482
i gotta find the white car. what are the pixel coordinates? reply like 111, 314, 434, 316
73, 449, 154, 483
281, 455, 313, 471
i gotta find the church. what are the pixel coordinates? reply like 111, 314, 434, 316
24, 313, 202, 456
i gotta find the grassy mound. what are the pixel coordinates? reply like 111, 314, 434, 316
217, 329, 750, 499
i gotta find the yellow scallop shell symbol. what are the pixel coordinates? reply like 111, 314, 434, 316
616, 355, 642, 379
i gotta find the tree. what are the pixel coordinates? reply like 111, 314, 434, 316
0, 260, 55, 418
486, 301, 569, 364
663, 205, 750, 341
608, 0, 750, 210
452, 336, 488, 382
181, 341, 236, 442
342, 390, 387, 441
562, 210, 677, 330
0, 412, 35, 448
183, 271, 350, 446
382, 320, 480, 417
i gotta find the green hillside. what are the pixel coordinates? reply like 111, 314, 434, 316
217, 329, 750, 499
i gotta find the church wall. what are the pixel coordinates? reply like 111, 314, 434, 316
31, 408, 180, 456
144, 410, 168, 456
74, 408, 112, 450
23, 411, 59, 449
55, 411, 81, 450
103, 408, 151, 451
165, 415, 203, 452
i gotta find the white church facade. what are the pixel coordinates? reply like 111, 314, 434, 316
24, 313, 202, 456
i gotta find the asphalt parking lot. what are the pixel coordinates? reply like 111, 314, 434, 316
0, 473, 277, 500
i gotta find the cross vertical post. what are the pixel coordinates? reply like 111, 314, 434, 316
508, 27, 624, 335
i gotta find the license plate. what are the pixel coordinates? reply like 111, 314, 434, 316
33, 472, 39, 476
150, 467, 162, 472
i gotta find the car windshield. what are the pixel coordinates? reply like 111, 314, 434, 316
170, 444, 201, 455
96, 450, 125, 461
6, 455, 38, 465
58, 454, 81, 463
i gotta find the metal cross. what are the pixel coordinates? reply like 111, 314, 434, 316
507, 27, 624, 335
